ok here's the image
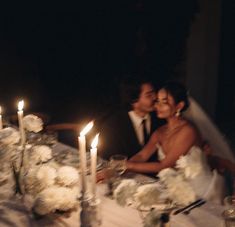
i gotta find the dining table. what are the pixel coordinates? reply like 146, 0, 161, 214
0, 142, 227, 227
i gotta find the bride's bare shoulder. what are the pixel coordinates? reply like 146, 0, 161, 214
179, 120, 199, 137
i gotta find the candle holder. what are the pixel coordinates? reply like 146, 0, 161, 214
80, 196, 102, 227
13, 144, 28, 196
78, 173, 102, 227
78, 164, 102, 227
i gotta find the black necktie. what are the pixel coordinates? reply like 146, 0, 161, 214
142, 119, 149, 145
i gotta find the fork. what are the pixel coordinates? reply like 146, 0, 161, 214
183, 200, 206, 215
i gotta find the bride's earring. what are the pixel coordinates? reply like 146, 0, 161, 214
175, 109, 181, 117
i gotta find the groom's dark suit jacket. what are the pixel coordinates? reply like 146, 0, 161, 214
100, 110, 165, 161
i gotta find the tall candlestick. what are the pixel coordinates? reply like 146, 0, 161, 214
18, 100, 26, 146
0, 106, 3, 130
90, 134, 99, 198
78, 121, 94, 197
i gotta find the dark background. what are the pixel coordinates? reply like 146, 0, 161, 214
0, 1, 234, 140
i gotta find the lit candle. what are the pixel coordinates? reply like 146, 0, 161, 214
90, 134, 99, 198
18, 100, 26, 146
78, 121, 94, 196
0, 106, 3, 130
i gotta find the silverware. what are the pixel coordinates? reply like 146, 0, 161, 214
173, 199, 205, 215
183, 200, 206, 215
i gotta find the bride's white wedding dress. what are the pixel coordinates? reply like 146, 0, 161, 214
158, 145, 225, 204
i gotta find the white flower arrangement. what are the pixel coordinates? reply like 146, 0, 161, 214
23, 114, 43, 133
113, 163, 201, 226
56, 166, 79, 187
0, 113, 82, 217
31, 145, 52, 164
33, 186, 78, 215
0, 127, 20, 145
24, 163, 81, 215
21, 114, 81, 217
113, 179, 138, 206
134, 184, 162, 209
24, 165, 57, 195
113, 180, 167, 209
36, 165, 57, 188
113, 179, 170, 227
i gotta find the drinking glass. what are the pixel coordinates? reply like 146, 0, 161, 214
109, 154, 127, 177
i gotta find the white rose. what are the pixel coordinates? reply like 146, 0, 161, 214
113, 179, 138, 207
31, 145, 52, 163
134, 184, 161, 208
33, 186, 78, 215
24, 165, 57, 195
23, 114, 43, 133
56, 166, 79, 187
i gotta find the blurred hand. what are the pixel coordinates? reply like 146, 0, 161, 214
96, 167, 116, 183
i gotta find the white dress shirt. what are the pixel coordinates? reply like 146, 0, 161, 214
128, 111, 151, 146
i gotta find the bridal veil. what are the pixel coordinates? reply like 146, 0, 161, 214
183, 97, 235, 163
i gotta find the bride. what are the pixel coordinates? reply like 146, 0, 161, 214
126, 81, 225, 202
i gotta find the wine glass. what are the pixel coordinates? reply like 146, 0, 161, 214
102, 155, 127, 198
109, 154, 127, 177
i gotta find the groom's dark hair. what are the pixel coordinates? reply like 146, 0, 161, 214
120, 75, 154, 110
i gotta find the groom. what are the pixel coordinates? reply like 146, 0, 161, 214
99, 76, 165, 161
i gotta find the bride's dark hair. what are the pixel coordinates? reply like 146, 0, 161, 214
162, 81, 190, 112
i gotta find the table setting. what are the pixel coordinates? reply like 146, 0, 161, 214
0, 100, 232, 227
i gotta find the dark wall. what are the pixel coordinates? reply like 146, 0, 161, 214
0, 1, 198, 123
217, 0, 235, 124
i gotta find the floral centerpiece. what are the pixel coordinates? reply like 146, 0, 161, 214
113, 149, 209, 227
0, 114, 81, 217
113, 179, 172, 227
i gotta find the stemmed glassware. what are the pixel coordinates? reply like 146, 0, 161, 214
109, 154, 127, 177
102, 154, 127, 198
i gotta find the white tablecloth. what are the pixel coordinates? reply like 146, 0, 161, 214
0, 143, 226, 227
0, 184, 226, 227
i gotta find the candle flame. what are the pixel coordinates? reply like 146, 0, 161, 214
91, 133, 99, 148
18, 100, 24, 111
0, 106, 2, 114
80, 121, 94, 136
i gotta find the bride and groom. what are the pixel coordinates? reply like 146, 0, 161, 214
101, 80, 235, 204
